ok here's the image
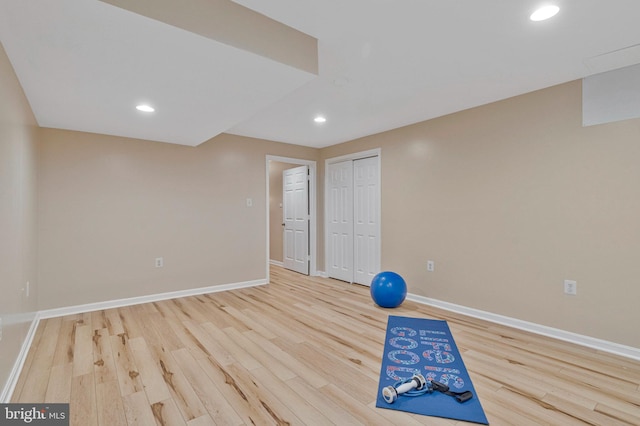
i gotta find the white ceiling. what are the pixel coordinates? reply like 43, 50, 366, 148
2, 0, 640, 148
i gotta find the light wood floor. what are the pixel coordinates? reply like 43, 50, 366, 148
12, 266, 640, 425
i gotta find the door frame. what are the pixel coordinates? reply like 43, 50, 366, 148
324, 148, 381, 282
266, 155, 317, 278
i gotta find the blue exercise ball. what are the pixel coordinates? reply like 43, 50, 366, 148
370, 271, 407, 308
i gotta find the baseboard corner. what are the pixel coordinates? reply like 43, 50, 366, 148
1, 313, 41, 403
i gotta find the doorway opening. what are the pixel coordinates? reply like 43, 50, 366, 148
266, 155, 317, 277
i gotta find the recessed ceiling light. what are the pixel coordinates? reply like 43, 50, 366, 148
530, 5, 560, 21
314, 116, 327, 123
136, 104, 155, 112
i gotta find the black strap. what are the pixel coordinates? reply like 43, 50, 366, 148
429, 381, 474, 403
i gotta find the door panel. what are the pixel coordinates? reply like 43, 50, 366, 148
327, 161, 353, 282
353, 156, 379, 285
283, 165, 309, 275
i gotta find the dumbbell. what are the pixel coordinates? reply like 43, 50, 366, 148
381, 373, 427, 404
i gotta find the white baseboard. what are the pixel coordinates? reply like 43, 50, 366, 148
407, 293, 640, 361
1, 313, 41, 403
39, 278, 268, 319
269, 259, 284, 267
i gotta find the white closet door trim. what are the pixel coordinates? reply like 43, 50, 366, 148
325, 148, 381, 165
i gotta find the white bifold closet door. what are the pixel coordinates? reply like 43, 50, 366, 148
327, 156, 379, 285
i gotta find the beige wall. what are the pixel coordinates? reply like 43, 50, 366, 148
268, 161, 298, 263
3, 39, 640, 404
320, 80, 640, 348
0, 42, 39, 396
38, 130, 318, 309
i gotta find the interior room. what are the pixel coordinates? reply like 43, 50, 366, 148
2, 1, 640, 424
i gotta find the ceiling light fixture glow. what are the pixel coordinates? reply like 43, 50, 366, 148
314, 116, 327, 123
136, 104, 155, 112
530, 5, 560, 21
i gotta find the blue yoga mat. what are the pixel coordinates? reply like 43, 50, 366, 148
376, 315, 489, 424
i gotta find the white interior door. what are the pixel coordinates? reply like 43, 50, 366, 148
327, 161, 353, 282
283, 165, 309, 275
353, 156, 380, 285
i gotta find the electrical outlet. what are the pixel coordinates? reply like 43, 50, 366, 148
246, 198, 253, 207
427, 260, 435, 272
155, 257, 164, 268
564, 279, 577, 295
25, 281, 30, 298
0, 317, 3, 342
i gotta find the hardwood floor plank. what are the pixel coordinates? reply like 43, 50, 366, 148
103, 308, 125, 336
249, 366, 332, 425
118, 306, 146, 340
131, 307, 210, 423
127, 336, 172, 404
200, 322, 261, 371
52, 319, 77, 367
95, 380, 127, 426
122, 390, 157, 426
222, 304, 278, 340
285, 376, 363, 425
244, 331, 329, 389
479, 396, 545, 426
181, 320, 235, 366
90, 309, 109, 331
186, 414, 215, 425
92, 328, 118, 384
286, 341, 378, 405
172, 347, 244, 426
197, 356, 301, 425
72, 323, 93, 377
109, 332, 145, 397
165, 318, 214, 361
594, 401, 640, 425
146, 311, 185, 353
44, 362, 72, 403
69, 373, 97, 426
225, 326, 297, 380
491, 387, 578, 425
146, 340, 208, 421
318, 383, 391, 424
463, 349, 550, 400
10, 266, 640, 425
541, 392, 632, 425
151, 398, 188, 426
